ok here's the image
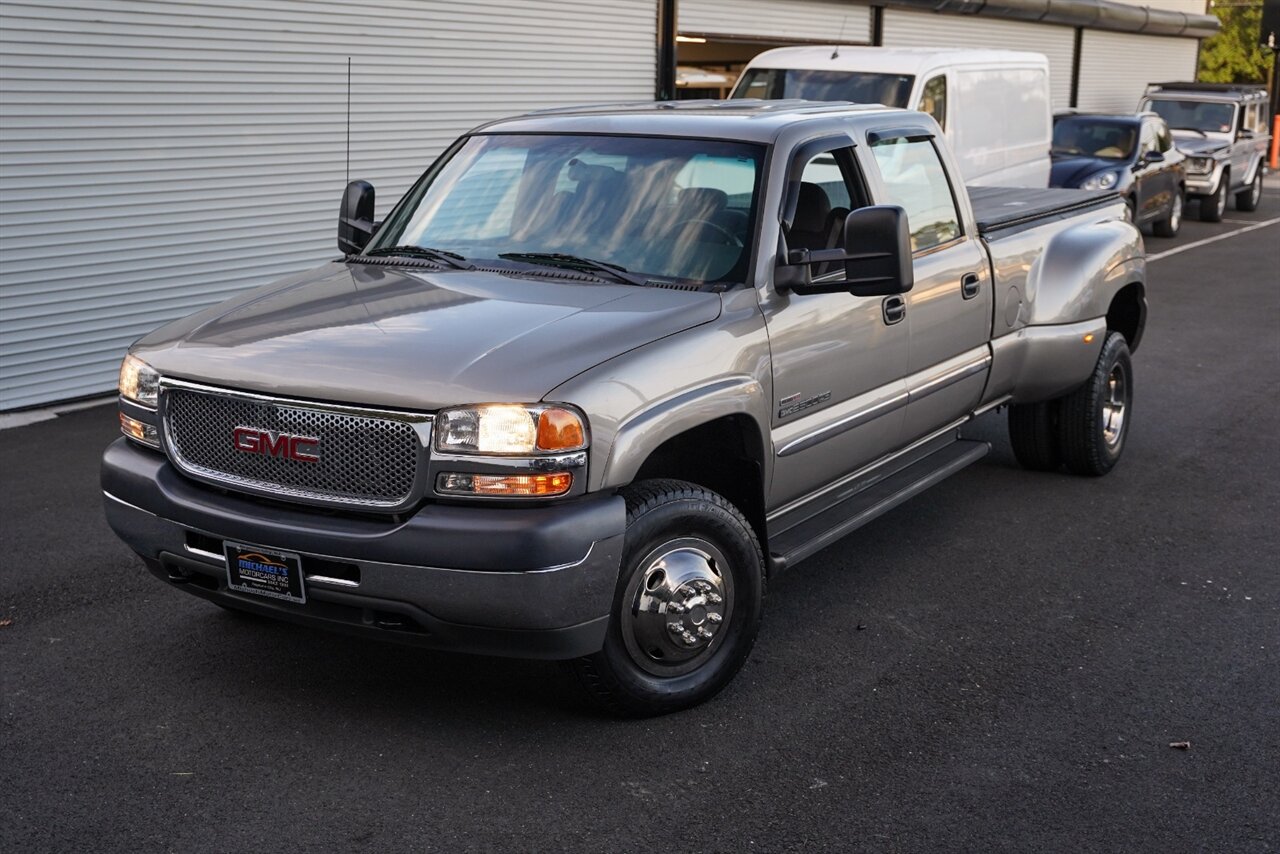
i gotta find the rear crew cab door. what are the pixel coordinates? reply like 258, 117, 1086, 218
861, 125, 993, 443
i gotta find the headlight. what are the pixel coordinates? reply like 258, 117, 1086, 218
434, 403, 587, 455
1190, 157, 1212, 172
119, 354, 160, 408
1081, 171, 1119, 191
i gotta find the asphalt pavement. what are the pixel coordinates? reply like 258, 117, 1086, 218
2, 189, 1278, 852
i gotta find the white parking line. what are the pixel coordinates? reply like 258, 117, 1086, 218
1148, 216, 1280, 262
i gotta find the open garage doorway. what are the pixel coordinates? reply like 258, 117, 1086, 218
675, 0, 873, 100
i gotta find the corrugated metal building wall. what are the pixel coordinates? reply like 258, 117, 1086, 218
0, 0, 656, 410
880, 9, 1078, 110
1076, 30, 1203, 112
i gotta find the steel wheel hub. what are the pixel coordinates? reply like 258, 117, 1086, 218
621, 538, 733, 677
1102, 362, 1128, 450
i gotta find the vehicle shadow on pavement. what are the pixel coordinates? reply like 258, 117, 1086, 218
184, 605, 596, 720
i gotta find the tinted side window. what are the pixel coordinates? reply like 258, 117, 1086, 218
919, 75, 947, 131
1155, 119, 1173, 152
869, 136, 961, 252
1245, 103, 1262, 133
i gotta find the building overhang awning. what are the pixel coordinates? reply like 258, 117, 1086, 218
881, 0, 1220, 39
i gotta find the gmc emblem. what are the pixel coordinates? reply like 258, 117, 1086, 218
232, 427, 320, 463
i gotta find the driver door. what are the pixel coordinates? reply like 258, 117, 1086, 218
762, 138, 910, 509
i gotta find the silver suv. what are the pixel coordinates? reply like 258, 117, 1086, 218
1140, 82, 1271, 222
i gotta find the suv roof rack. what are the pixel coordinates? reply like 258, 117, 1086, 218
1145, 81, 1267, 95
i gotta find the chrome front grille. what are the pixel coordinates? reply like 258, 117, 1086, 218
161, 381, 430, 510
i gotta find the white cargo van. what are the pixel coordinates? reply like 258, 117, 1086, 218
730, 47, 1052, 187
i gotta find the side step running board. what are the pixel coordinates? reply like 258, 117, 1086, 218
769, 438, 990, 572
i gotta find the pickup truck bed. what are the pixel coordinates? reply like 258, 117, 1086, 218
969, 186, 1120, 237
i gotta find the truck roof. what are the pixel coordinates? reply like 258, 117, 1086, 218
743, 46, 1049, 76
473, 99, 895, 144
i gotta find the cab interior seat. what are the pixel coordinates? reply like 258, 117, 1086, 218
789, 182, 849, 276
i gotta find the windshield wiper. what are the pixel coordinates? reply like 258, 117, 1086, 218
364, 245, 474, 270
499, 252, 648, 286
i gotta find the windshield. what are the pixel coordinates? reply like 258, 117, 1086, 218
1143, 99, 1236, 134
371, 134, 764, 285
731, 68, 914, 107
1052, 117, 1138, 160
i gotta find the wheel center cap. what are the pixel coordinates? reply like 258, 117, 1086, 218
689, 604, 708, 625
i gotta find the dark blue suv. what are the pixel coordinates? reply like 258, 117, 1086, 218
1051, 112, 1187, 237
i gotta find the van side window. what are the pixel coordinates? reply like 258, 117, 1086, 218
919, 76, 947, 131
869, 136, 961, 252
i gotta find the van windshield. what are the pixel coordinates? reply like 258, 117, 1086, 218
370, 134, 764, 285
732, 68, 914, 107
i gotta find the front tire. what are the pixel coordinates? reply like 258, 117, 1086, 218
569, 479, 765, 717
1199, 175, 1227, 222
1151, 188, 1183, 238
1057, 332, 1133, 477
1236, 170, 1262, 212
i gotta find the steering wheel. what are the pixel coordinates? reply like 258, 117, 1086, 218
673, 218, 743, 247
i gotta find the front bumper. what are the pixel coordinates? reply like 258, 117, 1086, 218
102, 438, 625, 659
1185, 166, 1221, 195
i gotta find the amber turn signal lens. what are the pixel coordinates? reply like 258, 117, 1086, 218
119, 412, 159, 447
438, 472, 572, 497
536, 408, 586, 452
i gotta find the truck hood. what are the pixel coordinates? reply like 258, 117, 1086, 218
133, 261, 722, 410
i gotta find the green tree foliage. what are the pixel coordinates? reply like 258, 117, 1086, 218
1198, 3, 1272, 84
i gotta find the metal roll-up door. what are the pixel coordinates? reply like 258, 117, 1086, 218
680, 0, 872, 43
1076, 31, 1200, 113
882, 9, 1076, 110
0, 0, 656, 411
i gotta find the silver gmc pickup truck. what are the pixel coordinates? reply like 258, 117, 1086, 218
103, 101, 1147, 716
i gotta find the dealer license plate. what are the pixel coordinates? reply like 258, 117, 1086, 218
224, 541, 305, 604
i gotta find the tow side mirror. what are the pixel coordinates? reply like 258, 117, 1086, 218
338, 180, 376, 254
781, 205, 915, 297
840, 205, 914, 296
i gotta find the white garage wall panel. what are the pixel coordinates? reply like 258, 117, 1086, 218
680, 0, 872, 43
882, 9, 1076, 110
1076, 30, 1200, 113
0, 0, 656, 410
